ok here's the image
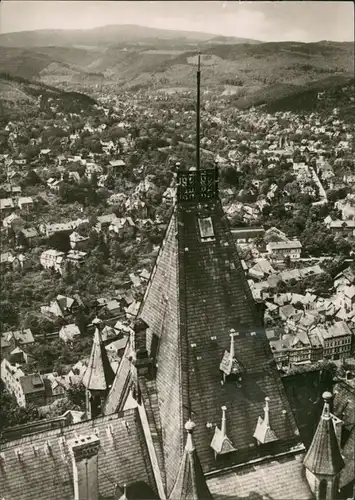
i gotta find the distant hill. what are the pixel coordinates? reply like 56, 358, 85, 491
230, 74, 354, 112
0, 24, 259, 48
0, 73, 97, 119
0, 34, 353, 99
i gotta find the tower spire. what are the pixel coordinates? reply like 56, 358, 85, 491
196, 51, 201, 172
168, 419, 213, 500
303, 392, 345, 500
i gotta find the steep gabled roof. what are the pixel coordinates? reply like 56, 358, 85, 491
169, 420, 213, 500
135, 169, 301, 494
82, 328, 115, 391
303, 391, 345, 476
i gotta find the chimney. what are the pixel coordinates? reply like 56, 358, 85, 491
68, 434, 100, 500
133, 318, 154, 378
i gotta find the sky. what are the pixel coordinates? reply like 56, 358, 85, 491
0, 1, 353, 42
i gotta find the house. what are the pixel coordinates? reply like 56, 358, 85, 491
162, 187, 176, 205
279, 304, 297, 321
59, 324, 81, 343
104, 300, 121, 317
311, 321, 353, 360
96, 213, 119, 232
109, 217, 136, 239
1, 358, 46, 407
264, 226, 289, 243
43, 372, 67, 403
69, 231, 89, 250
2, 212, 24, 230
17, 196, 34, 211
0, 198, 15, 214
267, 240, 302, 261
108, 159, 126, 172
329, 220, 355, 237
4, 329, 35, 349
18, 227, 39, 247
66, 250, 87, 266
231, 227, 265, 243
0, 252, 25, 270
40, 249, 65, 273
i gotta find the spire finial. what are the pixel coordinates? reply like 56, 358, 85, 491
264, 396, 270, 427
221, 405, 227, 437
321, 391, 332, 420
185, 419, 196, 451
229, 329, 236, 359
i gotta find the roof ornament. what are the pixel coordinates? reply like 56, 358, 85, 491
210, 405, 237, 457
185, 419, 196, 452
253, 396, 278, 445
219, 329, 244, 385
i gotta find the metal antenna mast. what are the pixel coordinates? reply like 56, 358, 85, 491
196, 52, 201, 171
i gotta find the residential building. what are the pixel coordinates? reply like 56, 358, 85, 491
40, 249, 65, 273
1, 358, 46, 408
311, 321, 353, 360
231, 227, 265, 243
69, 231, 89, 250
329, 219, 355, 237
267, 240, 302, 260
59, 324, 81, 343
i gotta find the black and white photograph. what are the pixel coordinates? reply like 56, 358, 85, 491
0, 1, 354, 499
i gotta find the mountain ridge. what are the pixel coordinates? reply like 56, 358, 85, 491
0, 24, 260, 48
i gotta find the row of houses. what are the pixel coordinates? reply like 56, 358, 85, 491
268, 320, 354, 368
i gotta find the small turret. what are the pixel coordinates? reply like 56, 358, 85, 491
82, 327, 115, 419
304, 392, 345, 500
169, 419, 213, 500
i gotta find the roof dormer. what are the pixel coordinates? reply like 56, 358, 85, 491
253, 396, 278, 445
219, 329, 244, 386
210, 406, 237, 457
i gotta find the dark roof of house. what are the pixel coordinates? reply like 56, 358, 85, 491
207, 451, 313, 500
82, 328, 115, 391
303, 392, 345, 476
0, 408, 158, 500
20, 374, 45, 395
136, 195, 301, 494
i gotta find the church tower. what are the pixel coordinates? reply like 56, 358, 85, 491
82, 327, 115, 419
304, 392, 345, 500
104, 51, 303, 499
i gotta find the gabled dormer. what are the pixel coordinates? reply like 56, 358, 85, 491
253, 396, 278, 445
219, 329, 244, 387
210, 406, 237, 457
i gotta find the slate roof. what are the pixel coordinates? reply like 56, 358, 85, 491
207, 451, 313, 500
82, 328, 115, 391
303, 392, 345, 476
137, 196, 301, 494
0, 409, 158, 500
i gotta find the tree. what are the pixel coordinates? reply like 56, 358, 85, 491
47, 231, 71, 253
67, 382, 86, 410
0, 387, 42, 431
0, 301, 18, 330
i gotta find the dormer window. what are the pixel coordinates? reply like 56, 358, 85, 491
219, 329, 244, 386
198, 217, 215, 241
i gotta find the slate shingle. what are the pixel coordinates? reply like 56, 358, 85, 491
0, 408, 158, 500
